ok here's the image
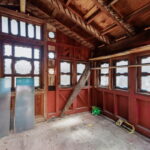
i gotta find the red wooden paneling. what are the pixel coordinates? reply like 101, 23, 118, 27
47, 33, 91, 119
47, 91, 56, 114
76, 89, 89, 108
104, 92, 114, 114
92, 52, 150, 137
116, 95, 129, 120
59, 89, 73, 111
137, 99, 150, 130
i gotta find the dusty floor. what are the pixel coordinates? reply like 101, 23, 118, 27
0, 112, 149, 150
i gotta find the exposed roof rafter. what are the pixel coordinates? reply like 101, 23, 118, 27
26, 3, 95, 49
37, 0, 110, 44
93, 0, 135, 36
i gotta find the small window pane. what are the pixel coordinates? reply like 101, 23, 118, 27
4, 44, 12, 56
77, 75, 81, 82
48, 52, 55, 59
116, 60, 128, 73
60, 75, 70, 86
77, 63, 85, 74
34, 61, 40, 74
34, 77, 40, 87
1, 16, 9, 33
101, 63, 109, 74
35, 25, 41, 40
100, 75, 109, 87
14, 46, 32, 58
116, 75, 128, 89
15, 60, 32, 74
141, 56, 150, 73
141, 56, 150, 64
10, 19, 18, 35
34, 48, 40, 59
20, 21, 26, 37
48, 68, 54, 74
141, 76, 150, 92
60, 62, 70, 73
28, 24, 34, 38
48, 32, 55, 39
14, 77, 31, 87
4, 77, 12, 88
4, 59, 12, 74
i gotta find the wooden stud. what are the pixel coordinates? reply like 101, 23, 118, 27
94, 0, 135, 36
90, 45, 150, 61
20, 0, 26, 13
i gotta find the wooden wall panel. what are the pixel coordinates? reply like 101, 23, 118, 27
47, 91, 56, 114
76, 89, 89, 108
94, 89, 103, 109
104, 92, 114, 114
59, 90, 73, 111
92, 51, 150, 137
137, 99, 150, 130
35, 93, 44, 116
116, 95, 129, 120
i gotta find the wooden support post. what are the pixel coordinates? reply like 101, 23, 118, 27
61, 63, 91, 116
20, 0, 26, 13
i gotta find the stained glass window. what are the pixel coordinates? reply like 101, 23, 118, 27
15, 60, 32, 74
3, 44, 41, 88
28, 24, 34, 38
1, 16, 9, 33
20, 21, 26, 37
10, 19, 18, 35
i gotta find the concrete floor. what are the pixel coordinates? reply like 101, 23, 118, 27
0, 112, 149, 150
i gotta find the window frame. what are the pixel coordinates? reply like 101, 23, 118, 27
2, 42, 42, 90
0, 15, 42, 40
137, 55, 150, 94
113, 59, 129, 90
59, 60, 72, 88
99, 61, 110, 88
76, 62, 86, 82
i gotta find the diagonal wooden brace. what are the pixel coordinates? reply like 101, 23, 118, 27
61, 63, 91, 116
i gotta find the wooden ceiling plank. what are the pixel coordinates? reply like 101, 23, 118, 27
125, 2, 150, 21
87, 10, 100, 24
20, 0, 26, 13
84, 5, 99, 19
94, 0, 135, 36
66, 0, 72, 6
100, 23, 117, 35
31, 0, 110, 44
27, 3, 94, 49
90, 44, 150, 61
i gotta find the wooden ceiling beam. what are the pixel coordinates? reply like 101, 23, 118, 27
31, 0, 110, 44
84, 5, 99, 19
94, 30, 150, 56
100, 23, 117, 35
125, 2, 150, 21
20, 0, 26, 13
86, 10, 100, 24
94, 0, 135, 36
49, 19, 95, 48
26, 3, 95, 49
66, 0, 72, 6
